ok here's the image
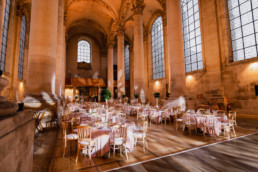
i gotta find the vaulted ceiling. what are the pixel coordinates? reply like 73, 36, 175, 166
65, 0, 165, 46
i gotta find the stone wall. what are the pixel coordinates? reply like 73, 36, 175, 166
183, 0, 258, 114
0, 110, 34, 172
66, 34, 107, 80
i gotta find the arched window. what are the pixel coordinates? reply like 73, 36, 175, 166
228, 0, 258, 61
77, 40, 91, 63
124, 45, 130, 81
18, 16, 26, 79
181, 0, 203, 72
0, 0, 11, 71
151, 16, 165, 80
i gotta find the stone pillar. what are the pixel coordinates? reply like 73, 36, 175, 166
166, 0, 186, 98
129, 43, 134, 99
107, 41, 114, 97
56, 0, 65, 98
24, 0, 59, 107
117, 29, 125, 97
132, 0, 146, 102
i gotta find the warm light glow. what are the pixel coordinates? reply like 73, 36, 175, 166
154, 81, 160, 89
65, 88, 74, 98
186, 75, 193, 81
19, 82, 23, 88
249, 62, 258, 71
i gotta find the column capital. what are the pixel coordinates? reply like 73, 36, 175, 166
117, 26, 125, 36
131, 0, 145, 15
107, 40, 115, 47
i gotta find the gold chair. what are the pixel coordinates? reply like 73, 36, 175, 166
133, 121, 148, 153
33, 111, 46, 131
203, 116, 216, 137
228, 111, 237, 127
161, 109, 171, 125
61, 122, 78, 157
183, 113, 197, 135
109, 124, 128, 160
174, 111, 184, 130
75, 126, 96, 163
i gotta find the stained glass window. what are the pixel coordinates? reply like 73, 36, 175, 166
18, 16, 26, 79
181, 0, 203, 72
228, 0, 258, 61
77, 40, 91, 63
151, 17, 165, 80
0, 0, 11, 71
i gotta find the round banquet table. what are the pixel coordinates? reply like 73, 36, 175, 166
80, 122, 135, 157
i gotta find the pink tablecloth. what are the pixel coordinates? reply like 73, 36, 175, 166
89, 122, 135, 157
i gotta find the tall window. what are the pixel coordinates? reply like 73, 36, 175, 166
18, 16, 26, 79
77, 40, 91, 63
228, 0, 258, 61
181, 0, 203, 72
124, 45, 130, 81
151, 16, 165, 80
0, 0, 11, 71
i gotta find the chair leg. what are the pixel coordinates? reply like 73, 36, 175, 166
232, 126, 236, 137
113, 145, 115, 158
124, 147, 128, 160
75, 145, 80, 163
203, 127, 206, 137
189, 125, 191, 135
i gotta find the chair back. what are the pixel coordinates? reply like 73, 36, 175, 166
110, 124, 127, 142
77, 126, 92, 142
229, 111, 236, 120
61, 122, 67, 137
142, 121, 148, 134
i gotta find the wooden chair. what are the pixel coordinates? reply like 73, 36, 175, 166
33, 111, 46, 131
61, 122, 78, 157
174, 111, 184, 130
203, 116, 216, 137
109, 124, 128, 160
161, 109, 171, 125
76, 126, 96, 163
133, 121, 148, 153
183, 113, 197, 135
228, 111, 237, 127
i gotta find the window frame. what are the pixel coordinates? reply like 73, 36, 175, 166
180, 0, 204, 73
124, 44, 130, 81
18, 15, 26, 80
151, 16, 165, 80
77, 40, 91, 64
0, 0, 11, 71
226, 0, 258, 63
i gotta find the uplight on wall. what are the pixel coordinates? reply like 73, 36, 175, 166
249, 62, 258, 71
154, 80, 160, 89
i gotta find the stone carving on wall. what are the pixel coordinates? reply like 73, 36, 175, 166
131, 0, 145, 15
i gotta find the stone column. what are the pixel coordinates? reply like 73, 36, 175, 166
132, 0, 146, 102
56, 0, 65, 98
166, 0, 186, 98
107, 41, 114, 97
117, 29, 125, 98
129, 43, 134, 99
24, 0, 59, 107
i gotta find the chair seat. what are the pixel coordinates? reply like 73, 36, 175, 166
66, 134, 78, 140
221, 122, 229, 126
184, 122, 196, 125
134, 126, 142, 131
133, 132, 144, 138
204, 124, 213, 127
79, 140, 96, 146
176, 118, 183, 122
110, 138, 125, 145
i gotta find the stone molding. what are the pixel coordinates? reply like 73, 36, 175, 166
131, 0, 145, 15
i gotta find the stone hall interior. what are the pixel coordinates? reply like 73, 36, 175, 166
0, 0, 258, 171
